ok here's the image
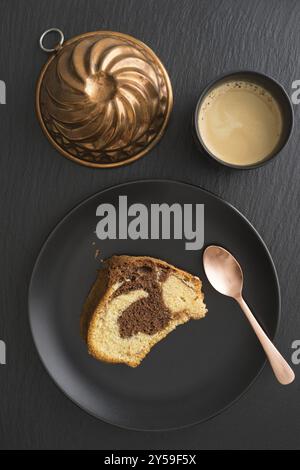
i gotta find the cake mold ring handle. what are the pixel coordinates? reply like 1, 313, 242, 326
39, 28, 64, 53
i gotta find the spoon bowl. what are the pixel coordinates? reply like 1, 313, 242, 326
203, 245, 243, 298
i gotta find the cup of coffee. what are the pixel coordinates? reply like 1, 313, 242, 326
194, 71, 293, 169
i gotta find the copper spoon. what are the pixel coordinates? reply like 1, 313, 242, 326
203, 245, 295, 385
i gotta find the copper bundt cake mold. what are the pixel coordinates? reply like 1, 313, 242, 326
36, 31, 173, 168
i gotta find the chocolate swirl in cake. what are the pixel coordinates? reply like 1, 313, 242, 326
115, 271, 171, 338
107, 259, 171, 338
38, 32, 172, 166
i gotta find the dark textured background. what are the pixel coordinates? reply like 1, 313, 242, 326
0, 0, 299, 450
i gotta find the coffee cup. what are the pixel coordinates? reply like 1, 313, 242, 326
194, 71, 293, 169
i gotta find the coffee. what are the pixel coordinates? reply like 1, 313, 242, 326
197, 81, 283, 166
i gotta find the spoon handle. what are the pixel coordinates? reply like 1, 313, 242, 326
236, 296, 295, 385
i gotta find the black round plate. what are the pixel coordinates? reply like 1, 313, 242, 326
28, 180, 280, 430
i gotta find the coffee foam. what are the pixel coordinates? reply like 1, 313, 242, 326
198, 80, 283, 166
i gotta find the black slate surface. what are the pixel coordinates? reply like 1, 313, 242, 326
0, 0, 299, 450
